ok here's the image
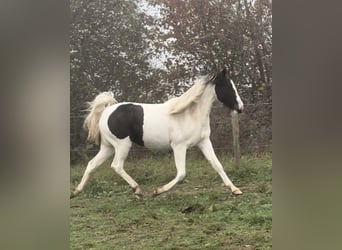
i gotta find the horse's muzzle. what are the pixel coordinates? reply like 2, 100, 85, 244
234, 104, 243, 113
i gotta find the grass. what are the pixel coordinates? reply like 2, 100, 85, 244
70, 152, 272, 250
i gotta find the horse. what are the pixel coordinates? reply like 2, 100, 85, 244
70, 68, 244, 199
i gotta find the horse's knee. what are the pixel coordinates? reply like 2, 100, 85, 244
111, 164, 123, 175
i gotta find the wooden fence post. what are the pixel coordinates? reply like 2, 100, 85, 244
231, 111, 241, 167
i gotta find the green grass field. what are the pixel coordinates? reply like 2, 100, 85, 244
70, 153, 272, 250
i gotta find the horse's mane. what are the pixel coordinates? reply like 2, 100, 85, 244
167, 75, 212, 114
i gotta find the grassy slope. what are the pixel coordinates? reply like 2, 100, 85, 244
70, 153, 272, 250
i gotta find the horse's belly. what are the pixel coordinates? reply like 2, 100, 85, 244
142, 107, 170, 150
142, 126, 170, 150
143, 137, 170, 150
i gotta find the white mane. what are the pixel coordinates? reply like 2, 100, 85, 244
167, 75, 212, 114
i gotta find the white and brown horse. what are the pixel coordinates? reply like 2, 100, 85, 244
71, 68, 244, 199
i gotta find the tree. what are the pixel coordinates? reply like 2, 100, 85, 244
149, 0, 272, 103
70, 0, 164, 160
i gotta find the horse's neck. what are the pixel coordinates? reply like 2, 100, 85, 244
167, 82, 216, 121
195, 84, 216, 120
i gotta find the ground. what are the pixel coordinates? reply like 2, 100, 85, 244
70, 152, 272, 250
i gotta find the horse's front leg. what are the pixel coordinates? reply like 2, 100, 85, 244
197, 138, 242, 195
153, 144, 187, 196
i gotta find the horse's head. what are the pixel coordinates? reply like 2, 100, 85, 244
212, 68, 244, 113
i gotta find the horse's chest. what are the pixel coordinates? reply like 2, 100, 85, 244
170, 118, 209, 146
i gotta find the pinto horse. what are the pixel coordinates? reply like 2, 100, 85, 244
71, 68, 244, 199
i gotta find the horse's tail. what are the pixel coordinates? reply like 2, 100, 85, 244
84, 92, 117, 144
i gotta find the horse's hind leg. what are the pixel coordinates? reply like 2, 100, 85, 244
153, 144, 187, 196
197, 138, 242, 195
111, 141, 142, 199
70, 144, 114, 198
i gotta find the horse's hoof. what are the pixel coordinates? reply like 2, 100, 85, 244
232, 188, 243, 195
134, 191, 143, 200
134, 193, 143, 200
133, 186, 143, 199
152, 189, 162, 197
70, 189, 81, 199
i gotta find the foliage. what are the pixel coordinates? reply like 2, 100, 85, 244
147, 0, 272, 101
70, 154, 272, 249
71, 0, 157, 155
70, 0, 158, 107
